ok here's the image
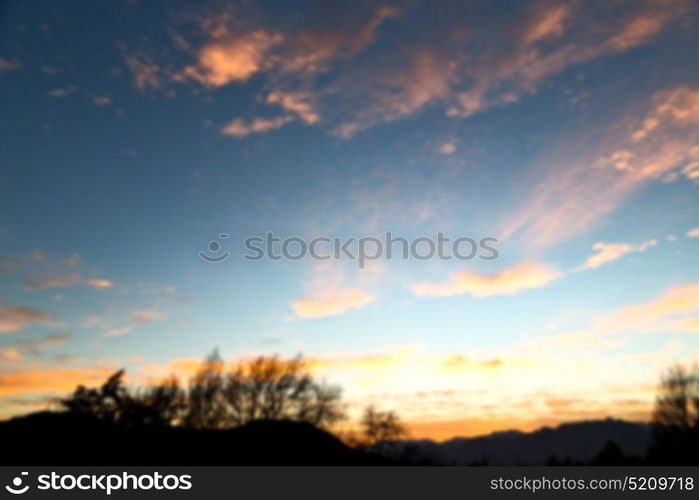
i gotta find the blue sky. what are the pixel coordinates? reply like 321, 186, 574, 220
1, 0, 699, 439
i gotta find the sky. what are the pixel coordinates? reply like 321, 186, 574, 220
1, 0, 699, 441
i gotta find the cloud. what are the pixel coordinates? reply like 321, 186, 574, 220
448, 1, 691, 118
664, 317, 699, 333
0, 306, 53, 334
0, 333, 71, 362
123, 52, 162, 90
413, 261, 561, 298
521, 4, 570, 45
292, 287, 373, 318
24, 273, 113, 291
278, 5, 400, 75
335, 49, 457, 137
438, 142, 456, 155
179, 30, 282, 87
220, 115, 294, 138
0, 58, 20, 72
91, 96, 111, 106
0, 350, 23, 362
533, 283, 699, 353
103, 308, 166, 337
266, 90, 320, 124
687, 227, 699, 238
84, 278, 114, 289
126, 1, 693, 140
597, 283, 699, 334
48, 86, 77, 98
604, 12, 671, 52
503, 85, 699, 248
578, 239, 657, 271
0, 367, 115, 397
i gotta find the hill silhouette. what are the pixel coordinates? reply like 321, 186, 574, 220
392, 419, 650, 465
0, 411, 393, 465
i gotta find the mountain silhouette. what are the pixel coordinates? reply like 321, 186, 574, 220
393, 419, 650, 465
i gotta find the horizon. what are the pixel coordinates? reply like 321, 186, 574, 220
1, 0, 699, 442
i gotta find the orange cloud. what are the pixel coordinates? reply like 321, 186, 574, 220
578, 239, 657, 271
413, 262, 561, 298
531, 283, 699, 352
0, 349, 23, 362
179, 31, 282, 87
688, 227, 699, 238
522, 4, 570, 45
266, 90, 320, 124
438, 142, 456, 155
221, 116, 293, 138
598, 283, 699, 334
0, 306, 53, 334
292, 287, 373, 318
24, 274, 113, 291
0, 367, 116, 397
605, 14, 669, 52
85, 278, 114, 289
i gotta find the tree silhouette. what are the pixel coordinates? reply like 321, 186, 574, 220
222, 354, 344, 428
182, 349, 229, 429
361, 405, 406, 453
649, 364, 699, 464
61, 350, 346, 431
60, 369, 131, 425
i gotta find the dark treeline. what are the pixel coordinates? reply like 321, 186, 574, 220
61, 350, 346, 430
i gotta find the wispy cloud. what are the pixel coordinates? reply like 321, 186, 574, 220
413, 261, 561, 298
0, 58, 20, 72
24, 273, 113, 291
292, 287, 373, 319
103, 307, 166, 337
687, 227, 699, 238
122, 1, 694, 138
221, 115, 293, 138
0, 306, 53, 334
48, 86, 77, 98
503, 85, 699, 248
91, 96, 111, 106
123, 52, 162, 90
0, 333, 71, 361
577, 239, 657, 271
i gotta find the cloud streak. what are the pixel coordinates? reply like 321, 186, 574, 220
0, 306, 53, 335
578, 239, 657, 271
413, 262, 561, 298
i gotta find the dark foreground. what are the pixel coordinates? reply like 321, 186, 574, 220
0, 412, 394, 465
